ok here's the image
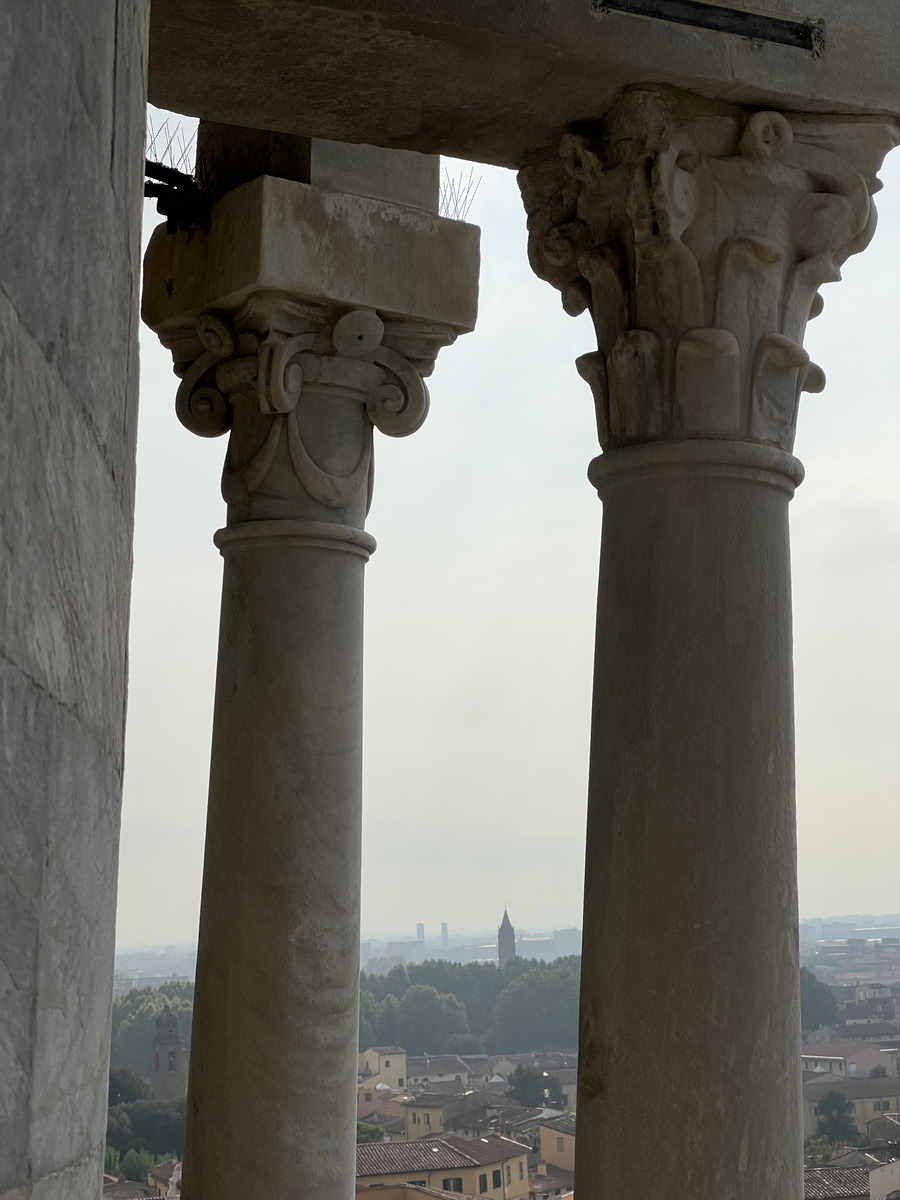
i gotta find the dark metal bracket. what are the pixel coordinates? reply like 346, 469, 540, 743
144, 160, 211, 234
590, 0, 824, 57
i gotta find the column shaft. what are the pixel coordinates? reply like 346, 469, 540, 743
578, 442, 802, 1200
183, 525, 371, 1198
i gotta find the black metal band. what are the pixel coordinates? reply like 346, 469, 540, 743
590, 0, 824, 56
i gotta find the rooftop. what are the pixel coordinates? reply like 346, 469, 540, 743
407, 1055, 471, 1078
805, 1077, 900, 1100
540, 1113, 576, 1137
803, 1167, 869, 1199
357, 1135, 529, 1178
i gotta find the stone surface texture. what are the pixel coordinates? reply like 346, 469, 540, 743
583, 439, 803, 1200
196, 122, 440, 212
0, 2, 148, 1199
147, 0, 900, 167
516, 85, 897, 1200
142, 164, 478, 1199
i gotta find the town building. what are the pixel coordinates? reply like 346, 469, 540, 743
538, 1115, 576, 1176
150, 1007, 188, 1101
357, 1135, 529, 1199
406, 1055, 471, 1092
360, 1046, 408, 1090
802, 1042, 900, 1079
404, 1092, 525, 1142
804, 1077, 900, 1140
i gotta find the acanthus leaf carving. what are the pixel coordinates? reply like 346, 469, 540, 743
518, 84, 899, 452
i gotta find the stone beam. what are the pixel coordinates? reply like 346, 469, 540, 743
148, 0, 900, 168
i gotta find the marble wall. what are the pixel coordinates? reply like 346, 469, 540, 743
0, 2, 148, 1195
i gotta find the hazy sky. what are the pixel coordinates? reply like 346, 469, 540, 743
116, 110, 900, 946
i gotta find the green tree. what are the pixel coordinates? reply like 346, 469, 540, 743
800, 968, 839, 1033
106, 1097, 187, 1158
486, 963, 579, 1053
104, 1146, 121, 1176
397, 985, 469, 1054
109, 1065, 151, 1106
362, 956, 407, 980
446, 1032, 485, 1054
377, 993, 401, 1046
815, 1092, 859, 1147
359, 990, 379, 1051
805, 1134, 835, 1164
120, 1147, 155, 1182
110, 983, 194, 1077
357, 1121, 384, 1143
507, 1065, 564, 1107
359, 954, 583, 1052
106, 1107, 135, 1155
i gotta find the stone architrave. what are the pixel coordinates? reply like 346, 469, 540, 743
518, 85, 898, 1200
142, 174, 478, 1200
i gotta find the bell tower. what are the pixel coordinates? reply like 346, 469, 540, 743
498, 909, 516, 969
151, 1005, 188, 1101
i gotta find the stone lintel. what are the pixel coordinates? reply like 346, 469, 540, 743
142, 175, 479, 345
148, 0, 900, 168
195, 121, 440, 213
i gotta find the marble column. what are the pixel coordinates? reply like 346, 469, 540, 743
142, 173, 478, 1198
519, 85, 896, 1199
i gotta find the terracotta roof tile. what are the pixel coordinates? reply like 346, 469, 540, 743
357, 1135, 527, 1178
803, 1167, 869, 1198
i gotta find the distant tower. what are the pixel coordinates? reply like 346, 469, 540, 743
150, 1005, 188, 1101
441, 922, 449, 951
416, 922, 425, 944
498, 909, 516, 969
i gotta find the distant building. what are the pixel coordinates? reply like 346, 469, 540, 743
147, 1160, 180, 1197
538, 1114, 576, 1175
516, 938, 556, 961
406, 1054, 471, 1092
804, 1075, 900, 1140
554, 929, 582, 957
498, 911, 516, 969
356, 1133, 530, 1198
359, 1046, 408, 1090
442, 923, 449, 951
150, 1007, 187, 1102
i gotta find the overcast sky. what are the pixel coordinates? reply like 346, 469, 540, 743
116, 112, 900, 947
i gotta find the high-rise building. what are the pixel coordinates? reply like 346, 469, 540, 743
498, 909, 516, 969
441, 921, 449, 950
416, 922, 425, 944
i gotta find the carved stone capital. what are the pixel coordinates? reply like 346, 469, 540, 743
142, 175, 479, 528
156, 294, 445, 526
518, 85, 898, 452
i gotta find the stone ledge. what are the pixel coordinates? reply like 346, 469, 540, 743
142, 176, 480, 338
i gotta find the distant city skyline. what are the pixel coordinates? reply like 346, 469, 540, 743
115, 911, 900, 956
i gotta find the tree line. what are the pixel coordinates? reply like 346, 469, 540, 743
359, 955, 581, 1054
107, 984, 193, 1169
110, 980, 194, 1076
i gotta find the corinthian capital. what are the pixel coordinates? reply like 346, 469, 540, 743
519, 85, 897, 451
